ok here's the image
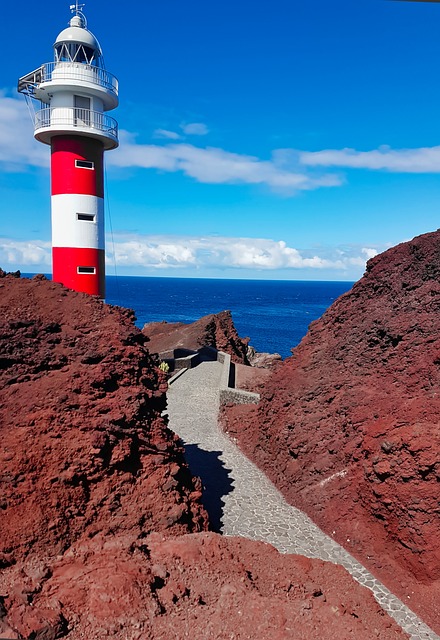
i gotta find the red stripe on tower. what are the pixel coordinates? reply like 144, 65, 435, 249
51, 136, 104, 197
18, 6, 119, 298
52, 247, 105, 296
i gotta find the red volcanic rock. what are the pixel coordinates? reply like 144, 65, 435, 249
5, 532, 407, 640
223, 230, 440, 631
0, 275, 207, 635
235, 362, 273, 393
143, 310, 251, 364
141, 533, 407, 640
0, 275, 408, 639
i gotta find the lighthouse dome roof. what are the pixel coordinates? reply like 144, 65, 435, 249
54, 17, 102, 55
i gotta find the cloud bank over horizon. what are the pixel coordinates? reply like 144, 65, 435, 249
0, 238, 51, 267
0, 233, 380, 276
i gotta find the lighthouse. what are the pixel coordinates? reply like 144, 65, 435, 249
18, 3, 118, 297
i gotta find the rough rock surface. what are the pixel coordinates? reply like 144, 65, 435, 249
235, 362, 273, 393
135, 533, 407, 640
143, 310, 251, 364
246, 345, 283, 370
0, 275, 207, 637
223, 230, 440, 632
0, 275, 408, 638
2, 531, 408, 640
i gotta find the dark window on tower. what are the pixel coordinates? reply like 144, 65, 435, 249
75, 159, 94, 170
77, 213, 96, 222
77, 266, 96, 274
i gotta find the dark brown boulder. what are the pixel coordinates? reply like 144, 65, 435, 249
223, 230, 440, 632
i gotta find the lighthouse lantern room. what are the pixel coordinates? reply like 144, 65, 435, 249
18, 3, 119, 297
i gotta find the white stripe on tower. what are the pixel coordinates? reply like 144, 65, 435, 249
51, 194, 104, 249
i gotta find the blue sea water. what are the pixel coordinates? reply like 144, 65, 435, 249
105, 277, 353, 359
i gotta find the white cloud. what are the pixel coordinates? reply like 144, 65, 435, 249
0, 93, 49, 170
7, 87, 440, 194
0, 234, 384, 274
300, 145, 440, 173
0, 239, 51, 266
152, 128, 182, 140
109, 236, 197, 268
106, 234, 382, 272
111, 141, 342, 193
362, 247, 378, 260
181, 122, 209, 136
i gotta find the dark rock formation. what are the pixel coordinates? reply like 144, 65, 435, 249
222, 230, 440, 632
0, 267, 20, 278
143, 310, 251, 364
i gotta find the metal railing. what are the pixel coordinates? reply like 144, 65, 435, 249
41, 62, 118, 95
35, 107, 118, 139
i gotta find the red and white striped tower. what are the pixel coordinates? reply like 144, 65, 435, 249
18, 3, 118, 297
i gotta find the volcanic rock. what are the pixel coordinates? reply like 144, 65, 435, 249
0, 267, 20, 278
235, 362, 273, 394
144, 533, 407, 640
143, 310, 251, 364
0, 274, 409, 638
222, 230, 440, 631
247, 347, 282, 369
3, 531, 407, 640
0, 274, 207, 636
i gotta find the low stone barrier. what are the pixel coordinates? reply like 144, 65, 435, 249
217, 351, 260, 406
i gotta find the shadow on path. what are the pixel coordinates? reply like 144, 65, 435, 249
182, 442, 234, 532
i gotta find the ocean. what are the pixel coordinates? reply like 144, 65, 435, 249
105, 277, 353, 359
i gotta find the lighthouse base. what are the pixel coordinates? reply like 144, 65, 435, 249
52, 247, 105, 297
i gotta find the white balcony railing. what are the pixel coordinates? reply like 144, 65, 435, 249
35, 107, 118, 140
41, 62, 118, 96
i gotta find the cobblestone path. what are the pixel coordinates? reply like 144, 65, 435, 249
166, 361, 438, 640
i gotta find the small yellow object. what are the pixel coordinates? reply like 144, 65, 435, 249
159, 361, 170, 373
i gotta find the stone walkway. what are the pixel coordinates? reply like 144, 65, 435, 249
166, 361, 439, 640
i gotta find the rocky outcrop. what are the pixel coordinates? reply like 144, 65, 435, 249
2, 531, 408, 640
247, 347, 282, 369
223, 230, 440, 632
143, 310, 251, 364
0, 267, 20, 278
0, 274, 207, 637
235, 362, 273, 394
144, 534, 407, 640
0, 274, 410, 638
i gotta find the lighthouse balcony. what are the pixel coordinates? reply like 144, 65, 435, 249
35, 62, 118, 110
34, 107, 119, 150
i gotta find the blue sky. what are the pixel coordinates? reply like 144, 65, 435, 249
2, 0, 440, 280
